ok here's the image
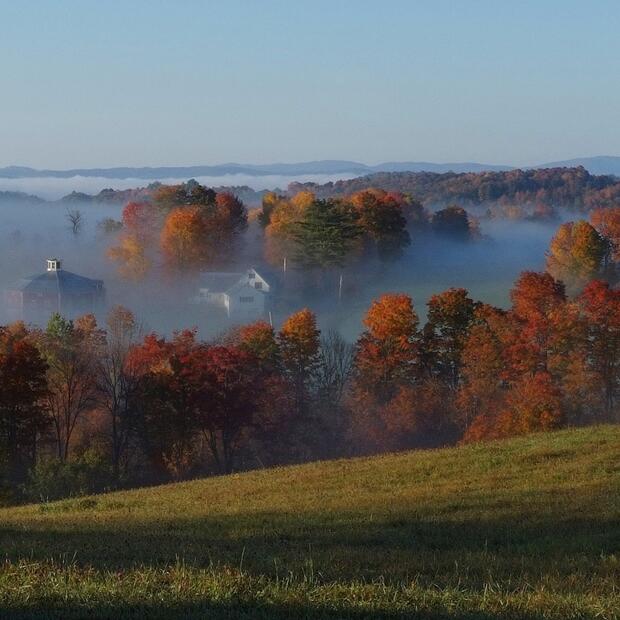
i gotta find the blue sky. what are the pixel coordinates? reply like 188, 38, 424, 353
1, 1, 619, 168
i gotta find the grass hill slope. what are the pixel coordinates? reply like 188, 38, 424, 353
0, 426, 618, 619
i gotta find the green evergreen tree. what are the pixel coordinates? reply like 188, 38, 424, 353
292, 199, 361, 270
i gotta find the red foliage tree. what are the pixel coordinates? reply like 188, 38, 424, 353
579, 280, 620, 421
122, 201, 157, 240
179, 345, 262, 473
0, 323, 49, 483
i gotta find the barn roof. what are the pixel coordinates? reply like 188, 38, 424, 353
8, 269, 104, 295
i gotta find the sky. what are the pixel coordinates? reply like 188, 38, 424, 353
1, 0, 619, 169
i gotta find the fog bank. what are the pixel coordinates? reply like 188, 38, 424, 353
0, 173, 359, 201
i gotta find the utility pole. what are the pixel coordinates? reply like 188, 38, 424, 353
338, 273, 343, 303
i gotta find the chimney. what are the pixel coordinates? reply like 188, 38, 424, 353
46, 258, 61, 272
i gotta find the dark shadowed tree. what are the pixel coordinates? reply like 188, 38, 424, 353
0, 323, 49, 485
423, 288, 477, 389
97, 306, 143, 483
278, 309, 320, 418
431, 205, 473, 241
40, 314, 101, 462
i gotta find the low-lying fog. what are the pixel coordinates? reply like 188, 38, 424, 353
0, 198, 562, 339
0, 173, 359, 201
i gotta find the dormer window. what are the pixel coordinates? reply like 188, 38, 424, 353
46, 258, 61, 272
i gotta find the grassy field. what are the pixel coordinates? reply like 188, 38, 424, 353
0, 426, 618, 619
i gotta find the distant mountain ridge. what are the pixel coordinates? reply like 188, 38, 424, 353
2, 156, 620, 179
530, 156, 620, 176
0, 160, 508, 179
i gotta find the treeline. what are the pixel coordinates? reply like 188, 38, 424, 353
106, 181, 248, 279
289, 166, 620, 216
103, 181, 480, 280
258, 189, 480, 266
2, 263, 619, 504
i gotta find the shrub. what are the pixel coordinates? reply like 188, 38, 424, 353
24, 449, 112, 502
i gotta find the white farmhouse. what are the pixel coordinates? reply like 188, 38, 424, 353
195, 268, 271, 322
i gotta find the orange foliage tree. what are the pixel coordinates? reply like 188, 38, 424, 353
263, 191, 315, 266
160, 206, 210, 269
107, 234, 151, 280
546, 220, 612, 293
235, 320, 280, 372
107, 201, 156, 280
456, 306, 510, 430
278, 309, 320, 418
591, 207, 620, 261
349, 189, 411, 260
354, 293, 419, 403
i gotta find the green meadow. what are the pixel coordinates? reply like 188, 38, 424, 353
0, 425, 618, 619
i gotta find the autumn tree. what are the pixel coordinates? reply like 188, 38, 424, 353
354, 293, 419, 403
129, 329, 200, 480
579, 280, 620, 421
152, 184, 193, 211
374, 379, 450, 451
97, 306, 142, 483
235, 320, 280, 372
40, 314, 101, 462
278, 309, 320, 418
349, 190, 411, 260
106, 201, 157, 280
160, 206, 210, 269
508, 271, 567, 376
152, 181, 216, 212
228, 320, 297, 465
591, 207, 620, 261
546, 220, 612, 293
215, 192, 248, 238
499, 371, 563, 436
264, 191, 314, 266
179, 345, 262, 474
107, 234, 151, 280
431, 206, 474, 241
258, 191, 283, 227
423, 288, 476, 389
159, 186, 248, 270
456, 305, 511, 431
122, 201, 157, 240
0, 323, 49, 484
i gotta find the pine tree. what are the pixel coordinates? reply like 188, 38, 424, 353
292, 199, 361, 270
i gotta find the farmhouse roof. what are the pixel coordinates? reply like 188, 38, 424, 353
199, 268, 271, 295
199, 273, 245, 294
